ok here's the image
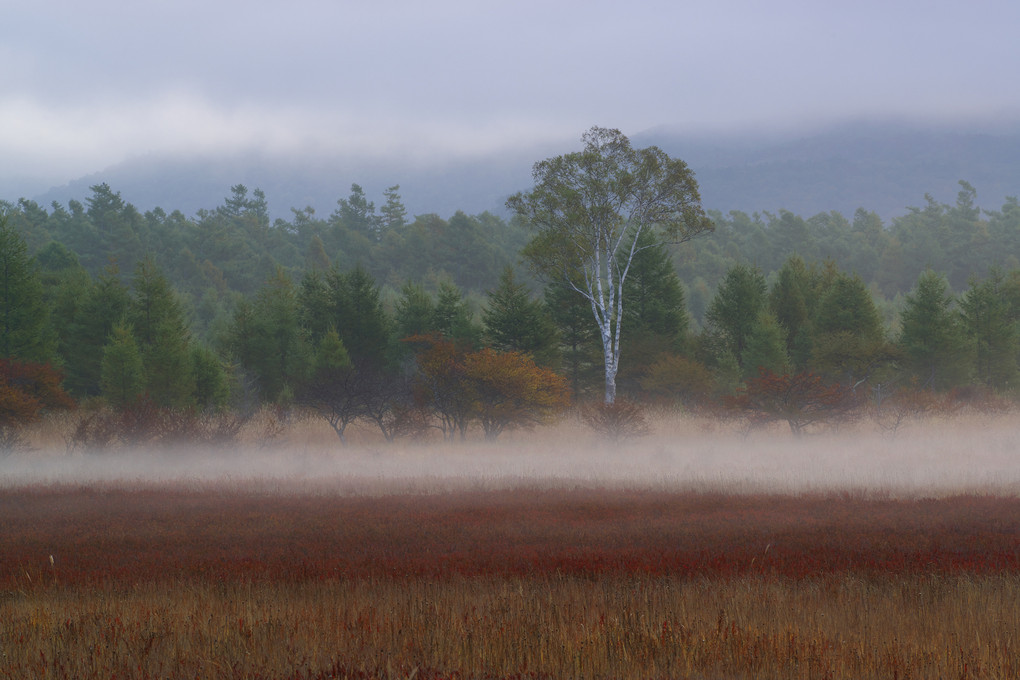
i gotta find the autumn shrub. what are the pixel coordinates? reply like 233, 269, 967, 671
947, 384, 1015, 413
728, 368, 862, 435
871, 387, 959, 434
0, 358, 75, 454
580, 399, 652, 443
67, 397, 248, 453
407, 335, 571, 440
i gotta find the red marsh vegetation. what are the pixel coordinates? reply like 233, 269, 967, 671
3, 484, 1020, 678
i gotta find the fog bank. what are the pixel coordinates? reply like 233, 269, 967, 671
3, 415, 1018, 498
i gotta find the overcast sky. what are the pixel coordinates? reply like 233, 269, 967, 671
3, 0, 1020, 187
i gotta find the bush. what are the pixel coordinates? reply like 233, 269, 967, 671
581, 400, 652, 443
67, 398, 249, 453
0, 359, 75, 455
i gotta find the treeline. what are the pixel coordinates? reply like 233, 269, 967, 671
3, 179, 1020, 447
7, 179, 1020, 330
677, 181, 1020, 322
2, 183, 530, 343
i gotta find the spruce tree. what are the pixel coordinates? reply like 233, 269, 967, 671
127, 256, 194, 407
0, 217, 52, 362
100, 324, 146, 407
898, 270, 970, 389
482, 267, 558, 366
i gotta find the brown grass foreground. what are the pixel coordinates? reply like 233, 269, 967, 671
2, 485, 1020, 679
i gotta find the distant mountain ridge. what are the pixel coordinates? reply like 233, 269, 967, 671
15, 120, 1020, 224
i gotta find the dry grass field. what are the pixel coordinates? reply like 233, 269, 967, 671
2, 409, 1020, 679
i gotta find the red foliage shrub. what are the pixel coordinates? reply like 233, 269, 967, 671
728, 368, 862, 435
0, 358, 74, 453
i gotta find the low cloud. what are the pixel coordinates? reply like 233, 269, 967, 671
0, 92, 579, 182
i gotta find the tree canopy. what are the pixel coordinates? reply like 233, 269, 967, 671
508, 126, 712, 403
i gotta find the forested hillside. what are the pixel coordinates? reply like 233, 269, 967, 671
2, 173, 1020, 448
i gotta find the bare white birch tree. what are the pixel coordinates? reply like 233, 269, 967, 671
507, 127, 712, 404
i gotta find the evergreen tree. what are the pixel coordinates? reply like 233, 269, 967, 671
330, 265, 392, 367
544, 281, 601, 398
811, 272, 893, 384
898, 270, 970, 389
0, 217, 52, 362
704, 264, 768, 370
394, 280, 435, 339
297, 270, 333, 347
237, 267, 312, 402
100, 324, 146, 407
127, 256, 194, 407
314, 327, 352, 372
64, 266, 131, 396
769, 256, 814, 369
621, 235, 690, 344
482, 267, 558, 366
618, 233, 690, 391
740, 310, 790, 378
959, 270, 1019, 390
190, 344, 231, 411
432, 280, 481, 347
379, 185, 407, 233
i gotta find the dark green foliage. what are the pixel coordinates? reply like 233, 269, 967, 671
959, 269, 1020, 390
704, 264, 768, 369
898, 270, 970, 389
741, 310, 790, 379
0, 217, 52, 362
127, 256, 194, 407
63, 267, 131, 396
190, 344, 231, 411
8, 175, 1020, 414
100, 325, 145, 408
768, 256, 814, 369
226, 268, 311, 402
482, 267, 559, 366
394, 281, 436, 340
618, 233, 691, 394
432, 280, 481, 348
544, 281, 601, 399
331, 265, 393, 367
810, 272, 895, 384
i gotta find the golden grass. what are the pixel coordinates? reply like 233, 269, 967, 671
4, 574, 1019, 679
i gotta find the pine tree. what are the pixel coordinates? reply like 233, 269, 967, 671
394, 281, 436, 339
433, 280, 480, 347
100, 324, 146, 407
960, 270, 1019, 390
127, 256, 194, 407
704, 264, 768, 370
810, 273, 893, 384
330, 265, 392, 367
769, 256, 814, 369
0, 216, 52, 362
482, 267, 558, 366
64, 266, 131, 396
544, 281, 601, 399
741, 310, 790, 379
190, 344, 231, 411
898, 270, 970, 389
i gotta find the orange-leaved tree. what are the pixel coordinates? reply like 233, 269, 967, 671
407, 335, 475, 440
462, 348, 570, 440
0, 358, 75, 453
728, 368, 860, 436
408, 335, 570, 440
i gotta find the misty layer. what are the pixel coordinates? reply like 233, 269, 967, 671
3, 414, 1018, 498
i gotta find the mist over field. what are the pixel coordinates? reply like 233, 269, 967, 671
5, 415, 1018, 498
